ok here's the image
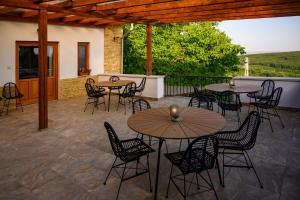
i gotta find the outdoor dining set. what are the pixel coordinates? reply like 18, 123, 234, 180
91, 76, 285, 200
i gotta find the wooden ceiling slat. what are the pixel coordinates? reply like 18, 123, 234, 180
22, 10, 38, 17
0, 0, 299, 28
110, 0, 300, 14
72, 0, 118, 7
0, 6, 16, 14
96, 0, 248, 11
117, 1, 300, 18
160, 9, 300, 23
141, 3, 300, 21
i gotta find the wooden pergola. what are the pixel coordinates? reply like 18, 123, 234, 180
0, 0, 299, 130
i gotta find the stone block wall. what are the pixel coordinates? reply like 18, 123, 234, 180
104, 26, 123, 74
58, 75, 99, 99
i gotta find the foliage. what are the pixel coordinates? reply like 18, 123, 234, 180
123, 23, 245, 76
240, 51, 300, 77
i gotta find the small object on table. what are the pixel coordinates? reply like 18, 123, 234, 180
169, 104, 181, 122
229, 79, 235, 88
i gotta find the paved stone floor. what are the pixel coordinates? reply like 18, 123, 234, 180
0, 96, 299, 200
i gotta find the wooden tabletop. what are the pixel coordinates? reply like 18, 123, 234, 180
127, 107, 225, 139
98, 80, 134, 87
205, 83, 262, 93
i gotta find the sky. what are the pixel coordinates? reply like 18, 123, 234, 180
217, 16, 300, 54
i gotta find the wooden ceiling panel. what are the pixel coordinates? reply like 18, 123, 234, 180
0, 0, 299, 28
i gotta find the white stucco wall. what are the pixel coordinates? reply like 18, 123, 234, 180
0, 21, 104, 85
234, 76, 300, 109
98, 74, 165, 99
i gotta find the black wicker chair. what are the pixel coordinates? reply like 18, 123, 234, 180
108, 75, 122, 94
2, 82, 24, 114
165, 135, 220, 200
247, 79, 275, 112
86, 78, 105, 93
192, 85, 216, 111
218, 90, 242, 125
84, 83, 106, 114
117, 82, 136, 114
103, 122, 155, 200
135, 77, 146, 96
188, 95, 213, 111
251, 87, 284, 132
215, 111, 263, 188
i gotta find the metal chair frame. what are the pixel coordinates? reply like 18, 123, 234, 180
215, 111, 263, 188
218, 90, 242, 126
165, 135, 220, 200
135, 77, 146, 96
117, 82, 136, 114
84, 83, 106, 114
251, 87, 284, 132
2, 82, 24, 115
103, 122, 155, 200
247, 79, 275, 112
86, 78, 105, 93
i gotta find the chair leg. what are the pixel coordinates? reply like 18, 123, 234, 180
146, 154, 153, 192
183, 174, 186, 199
236, 110, 241, 127
103, 157, 117, 185
245, 151, 263, 189
274, 108, 285, 128
117, 96, 121, 111
265, 109, 274, 132
216, 157, 223, 186
6, 99, 10, 115
116, 163, 127, 200
207, 170, 219, 200
165, 164, 174, 198
103, 96, 106, 111
84, 98, 89, 112
222, 149, 225, 187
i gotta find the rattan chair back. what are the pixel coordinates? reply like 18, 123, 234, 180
104, 122, 125, 158
132, 99, 151, 114
180, 135, 218, 173
2, 82, 22, 99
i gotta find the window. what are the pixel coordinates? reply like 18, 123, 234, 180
78, 42, 90, 76
18, 45, 54, 79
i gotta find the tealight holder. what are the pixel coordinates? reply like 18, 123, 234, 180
170, 104, 181, 122
229, 79, 235, 88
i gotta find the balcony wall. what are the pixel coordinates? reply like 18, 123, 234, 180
234, 76, 300, 109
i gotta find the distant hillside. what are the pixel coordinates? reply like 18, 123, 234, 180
240, 51, 300, 77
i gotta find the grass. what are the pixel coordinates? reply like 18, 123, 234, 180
239, 51, 300, 77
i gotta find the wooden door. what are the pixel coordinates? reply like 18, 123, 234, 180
16, 41, 58, 105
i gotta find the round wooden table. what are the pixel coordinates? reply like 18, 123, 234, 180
127, 107, 225, 200
98, 80, 134, 112
205, 83, 261, 93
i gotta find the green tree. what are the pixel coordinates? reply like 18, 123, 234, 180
123, 22, 245, 76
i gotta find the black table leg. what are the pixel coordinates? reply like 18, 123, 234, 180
108, 89, 111, 112
154, 138, 163, 200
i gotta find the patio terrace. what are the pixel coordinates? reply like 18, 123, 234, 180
0, 95, 299, 200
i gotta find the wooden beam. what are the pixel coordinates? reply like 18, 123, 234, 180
118, 1, 300, 18
141, 3, 300, 20
0, 15, 107, 27
38, 8, 48, 130
160, 11, 300, 23
146, 24, 152, 76
0, 6, 15, 14
22, 10, 38, 17
72, 0, 117, 7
